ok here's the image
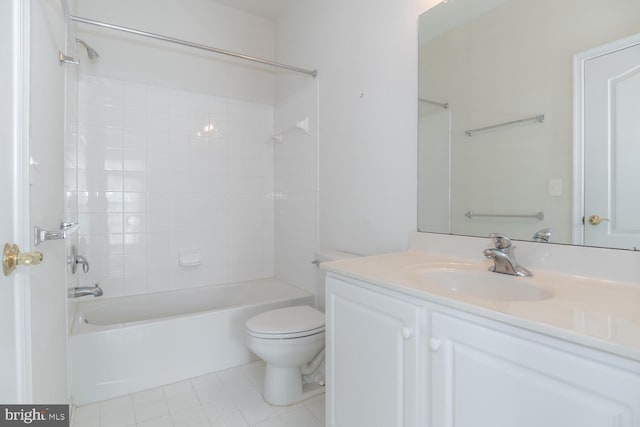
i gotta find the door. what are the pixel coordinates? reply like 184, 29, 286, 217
325, 275, 422, 427
583, 37, 640, 249
0, 0, 24, 403
0, 0, 70, 403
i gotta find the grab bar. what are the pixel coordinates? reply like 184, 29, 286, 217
465, 211, 544, 220
465, 114, 544, 137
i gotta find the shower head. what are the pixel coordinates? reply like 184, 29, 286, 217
75, 38, 100, 61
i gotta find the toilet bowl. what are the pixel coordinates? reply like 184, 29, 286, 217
245, 249, 359, 406
246, 305, 325, 406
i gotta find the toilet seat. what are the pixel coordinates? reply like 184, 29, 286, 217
246, 305, 325, 339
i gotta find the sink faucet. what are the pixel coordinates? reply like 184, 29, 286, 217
483, 233, 532, 277
68, 284, 103, 298
532, 228, 552, 243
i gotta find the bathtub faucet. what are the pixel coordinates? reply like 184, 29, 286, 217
68, 284, 103, 298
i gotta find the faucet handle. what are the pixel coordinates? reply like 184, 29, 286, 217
489, 233, 512, 249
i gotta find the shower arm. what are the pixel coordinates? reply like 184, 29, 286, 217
69, 15, 318, 78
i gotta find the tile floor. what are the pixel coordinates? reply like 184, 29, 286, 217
71, 361, 325, 427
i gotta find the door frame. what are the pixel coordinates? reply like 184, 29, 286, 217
572, 32, 640, 245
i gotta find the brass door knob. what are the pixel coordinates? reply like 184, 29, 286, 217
3, 243, 44, 276
588, 215, 610, 226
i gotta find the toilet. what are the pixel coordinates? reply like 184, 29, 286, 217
245, 250, 358, 406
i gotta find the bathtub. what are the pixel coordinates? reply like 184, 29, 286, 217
69, 278, 314, 405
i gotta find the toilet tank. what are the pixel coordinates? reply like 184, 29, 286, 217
314, 249, 360, 311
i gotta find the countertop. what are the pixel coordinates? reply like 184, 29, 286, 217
322, 250, 640, 362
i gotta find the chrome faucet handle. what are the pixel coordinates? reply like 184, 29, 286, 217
489, 233, 512, 249
68, 245, 90, 274
532, 228, 552, 243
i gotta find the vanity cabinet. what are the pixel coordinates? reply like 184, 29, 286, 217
326, 272, 640, 427
430, 309, 640, 427
325, 275, 423, 427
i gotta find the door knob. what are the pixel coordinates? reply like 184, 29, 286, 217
588, 215, 610, 226
3, 243, 44, 277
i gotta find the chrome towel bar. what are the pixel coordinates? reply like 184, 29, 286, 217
465, 211, 544, 220
465, 114, 544, 136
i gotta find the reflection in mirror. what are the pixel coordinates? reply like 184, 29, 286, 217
418, 0, 640, 250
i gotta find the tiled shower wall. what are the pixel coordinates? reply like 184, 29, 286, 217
69, 75, 275, 297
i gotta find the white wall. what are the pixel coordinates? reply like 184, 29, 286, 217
275, 0, 421, 259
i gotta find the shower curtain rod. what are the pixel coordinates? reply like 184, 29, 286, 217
70, 15, 318, 78
419, 97, 448, 109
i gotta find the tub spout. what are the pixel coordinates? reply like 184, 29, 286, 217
68, 284, 103, 298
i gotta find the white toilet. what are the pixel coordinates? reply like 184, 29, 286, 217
245, 250, 358, 406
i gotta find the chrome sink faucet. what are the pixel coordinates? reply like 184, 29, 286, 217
483, 233, 532, 277
68, 284, 103, 298
532, 228, 552, 243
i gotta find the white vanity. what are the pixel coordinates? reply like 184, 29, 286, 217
323, 234, 640, 427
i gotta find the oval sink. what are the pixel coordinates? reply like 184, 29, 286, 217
423, 270, 552, 301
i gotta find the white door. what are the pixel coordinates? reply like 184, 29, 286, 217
0, 0, 25, 403
583, 39, 640, 249
0, 0, 70, 403
325, 276, 422, 427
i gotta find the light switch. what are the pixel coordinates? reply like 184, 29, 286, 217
548, 178, 562, 197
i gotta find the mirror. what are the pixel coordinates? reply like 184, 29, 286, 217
418, 0, 640, 249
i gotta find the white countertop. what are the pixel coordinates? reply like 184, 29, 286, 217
322, 250, 640, 362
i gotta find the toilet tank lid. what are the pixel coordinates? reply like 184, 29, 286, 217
246, 305, 325, 335
314, 249, 360, 263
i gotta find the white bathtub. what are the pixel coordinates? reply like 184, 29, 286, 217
69, 278, 314, 405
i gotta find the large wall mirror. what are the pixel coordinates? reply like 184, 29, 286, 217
418, 0, 640, 250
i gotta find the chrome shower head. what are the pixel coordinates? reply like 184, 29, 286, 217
76, 38, 100, 61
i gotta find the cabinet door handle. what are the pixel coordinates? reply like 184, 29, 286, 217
429, 337, 441, 352
401, 326, 413, 340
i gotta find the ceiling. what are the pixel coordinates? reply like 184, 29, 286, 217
210, 0, 293, 20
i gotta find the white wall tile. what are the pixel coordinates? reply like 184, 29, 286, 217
169, 90, 190, 115
123, 172, 147, 192
123, 131, 146, 151
123, 108, 147, 133
100, 127, 123, 150
169, 114, 190, 136
147, 112, 170, 135
123, 151, 146, 172
147, 86, 169, 113
75, 76, 276, 297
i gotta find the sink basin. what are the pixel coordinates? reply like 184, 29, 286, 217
422, 269, 552, 301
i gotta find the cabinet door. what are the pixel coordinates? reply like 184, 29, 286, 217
431, 311, 640, 427
326, 276, 422, 427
